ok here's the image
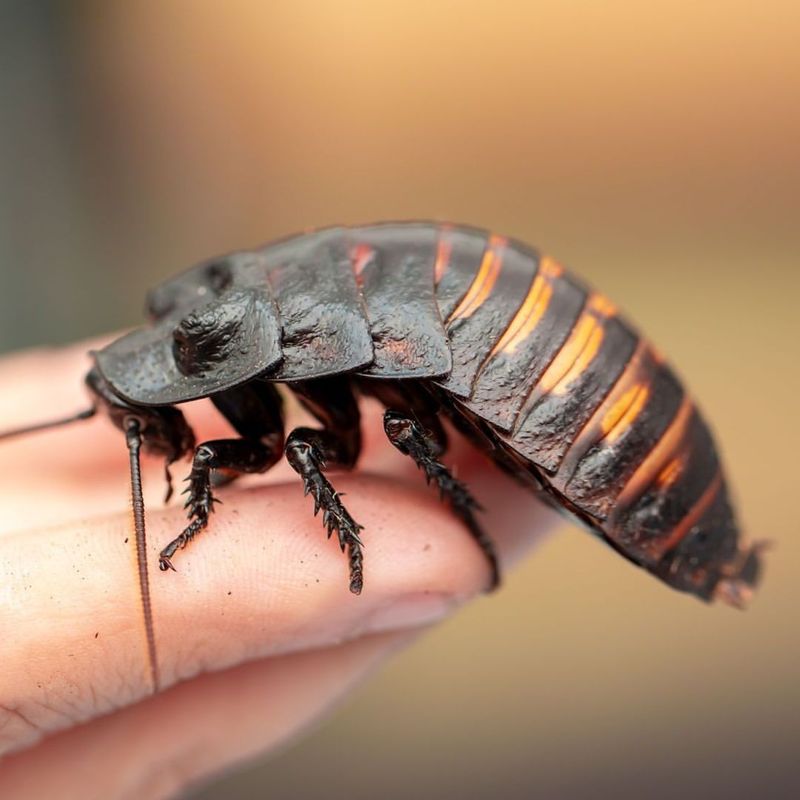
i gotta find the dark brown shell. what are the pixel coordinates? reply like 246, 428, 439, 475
94, 221, 756, 603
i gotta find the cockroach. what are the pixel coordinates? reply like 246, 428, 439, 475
0, 222, 764, 690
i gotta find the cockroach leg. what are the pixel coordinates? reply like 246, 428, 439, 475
285, 428, 365, 595
284, 378, 364, 593
158, 438, 280, 571
383, 409, 501, 591
159, 382, 284, 570
163, 462, 175, 504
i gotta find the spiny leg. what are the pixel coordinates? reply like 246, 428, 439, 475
285, 377, 364, 594
159, 382, 284, 570
357, 378, 448, 457
383, 409, 500, 590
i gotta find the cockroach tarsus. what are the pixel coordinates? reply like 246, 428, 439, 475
0, 221, 765, 692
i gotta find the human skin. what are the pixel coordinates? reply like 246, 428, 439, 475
0, 339, 559, 799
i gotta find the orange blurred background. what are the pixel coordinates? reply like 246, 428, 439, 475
1, 2, 797, 798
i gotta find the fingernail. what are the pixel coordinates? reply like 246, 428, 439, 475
364, 592, 461, 634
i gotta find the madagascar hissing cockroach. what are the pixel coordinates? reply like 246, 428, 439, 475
0, 221, 764, 690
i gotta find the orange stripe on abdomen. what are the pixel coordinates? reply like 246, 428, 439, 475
551, 341, 649, 487
459, 251, 588, 430
656, 471, 723, 555
350, 243, 375, 287
611, 395, 693, 514
502, 292, 639, 472
433, 225, 453, 284
601, 382, 650, 444
446, 234, 506, 323
489, 256, 562, 355
554, 347, 686, 520
606, 404, 724, 565
535, 293, 617, 397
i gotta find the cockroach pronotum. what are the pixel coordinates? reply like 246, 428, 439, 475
0, 222, 764, 690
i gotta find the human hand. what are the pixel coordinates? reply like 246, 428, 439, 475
0, 339, 559, 799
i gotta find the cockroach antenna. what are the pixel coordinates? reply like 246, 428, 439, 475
0, 406, 97, 441
0, 405, 160, 692
124, 417, 160, 692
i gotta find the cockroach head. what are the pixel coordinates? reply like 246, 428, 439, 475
94, 286, 283, 406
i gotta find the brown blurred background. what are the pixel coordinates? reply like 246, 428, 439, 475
1, 1, 798, 798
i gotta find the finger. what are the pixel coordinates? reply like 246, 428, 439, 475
0, 632, 415, 800
1, 468, 558, 754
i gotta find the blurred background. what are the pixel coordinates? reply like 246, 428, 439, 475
1, 1, 797, 798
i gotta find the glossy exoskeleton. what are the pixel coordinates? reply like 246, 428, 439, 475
0, 222, 764, 690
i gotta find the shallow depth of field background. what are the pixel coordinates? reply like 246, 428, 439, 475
1, 2, 798, 798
